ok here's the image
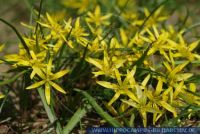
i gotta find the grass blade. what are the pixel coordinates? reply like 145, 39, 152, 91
0, 89, 10, 114
73, 88, 122, 127
37, 88, 63, 134
35, 0, 43, 52
0, 70, 27, 86
0, 18, 30, 55
133, 45, 151, 67
183, 22, 200, 35
187, 75, 200, 84
63, 104, 92, 134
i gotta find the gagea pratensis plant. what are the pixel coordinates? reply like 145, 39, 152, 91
0, 0, 200, 133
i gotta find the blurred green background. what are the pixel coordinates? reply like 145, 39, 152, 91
1, 0, 200, 52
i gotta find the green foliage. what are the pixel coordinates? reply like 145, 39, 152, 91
0, 0, 200, 133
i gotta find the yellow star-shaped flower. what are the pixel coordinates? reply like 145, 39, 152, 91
26, 58, 69, 104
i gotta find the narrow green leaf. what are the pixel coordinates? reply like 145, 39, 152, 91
184, 89, 200, 97
183, 22, 200, 35
159, 101, 177, 117
0, 18, 30, 55
161, 105, 200, 127
0, 89, 9, 114
73, 88, 122, 127
187, 75, 200, 83
63, 104, 92, 134
129, 113, 135, 127
133, 45, 151, 67
70, 44, 89, 78
178, 7, 189, 31
0, 57, 13, 65
121, 99, 139, 109
0, 70, 27, 86
38, 88, 63, 134
38, 88, 56, 122
35, 0, 43, 52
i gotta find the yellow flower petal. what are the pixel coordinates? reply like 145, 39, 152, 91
92, 71, 106, 77
125, 89, 139, 103
18, 60, 30, 66
33, 67, 46, 79
101, 14, 112, 21
144, 8, 150, 17
37, 21, 51, 28
169, 61, 189, 79
30, 70, 36, 79
173, 81, 184, 98
178, 34, 185, 45
0, 44, 5, 52
152, 25, 159, 39
189, 83, 196, 92
75, 18, 80, 28
51, 69, 69, 80
108, 92, 121, 106
141, 111, 147, 127
119, 101, 129, 113
121, 99, 139, 109
49, 81, 66, 94
155, 78, 163, 96
142, 74, 151, 87
86, 58, 103, 70
94, 6, 100, 16
103, 102, 118, 116
45, 83, 51, 105
46, 13, 55, 25
159, 101, 177, 117
125, 66, 137, 86
120, 28, 128, 45
114, 69, 122, 85
163, 61, 172, 72
26, 80, 46, 89
97, 81, 118, 90
176, 73, 193, 81
169, 50, 174, 66
189, 40, 199, 51
47, 58, 52, 73
103, 50, 109, 68
0, 94, 5, 99
30, 50, 37, 60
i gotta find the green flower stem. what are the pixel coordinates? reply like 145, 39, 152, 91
63, 104, 92, 134
37, 88, 63, 134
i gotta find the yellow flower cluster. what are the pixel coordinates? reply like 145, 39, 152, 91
1, 0, 200, 127
3, 13, 71, 105
80, 3, 200, 127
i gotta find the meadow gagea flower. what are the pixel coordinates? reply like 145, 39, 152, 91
86, 5, 112, 26
97, 67, 139, 106
26, 58, 69, 104
38, 13, 73, 48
